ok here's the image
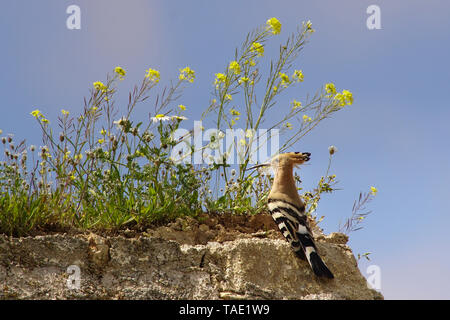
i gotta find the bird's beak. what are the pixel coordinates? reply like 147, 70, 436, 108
246, 163, 270, 171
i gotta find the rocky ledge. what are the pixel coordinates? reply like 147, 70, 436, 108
0, 228, 383, 299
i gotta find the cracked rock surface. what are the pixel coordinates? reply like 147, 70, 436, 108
0, 230, 383, 300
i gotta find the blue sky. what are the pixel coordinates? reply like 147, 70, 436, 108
2, 0, 450, 299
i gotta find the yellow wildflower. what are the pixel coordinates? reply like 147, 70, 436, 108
93, 81, 107, 92
273, 86, 278, 93
293, 70, 304, 82
114, 66, 126, 79
214, 73, 227, 88
238, 77, 249, 85
245, 129, 254, 138
266, 17, 282, 35
370, 186, 378, 196
74, 154, 83, 161
230, 109, 240, 116
31, 109, 42, 118
325, 83, 337, 96
292, 100, 302, 110
178, 104, 186, 111
61, 109, 69, 116
179, 66, 195, 83
304, 20, 315, 33
41, 118, 49, 124
303, 115, 312, 122
342, 90, 354, 105
244, 59, 256, 67
100, 129, 107, 135
145, 68, 160, 83
215, 73, 226, 82
228, 61, 241, 75
98, 138, 105, 144
334, 93, 346, 106
239, 139, 246, 146
370, 187, 378, 196
225, 94, 232, 101
285, 122, 293, 130
279, 72, 290, 87
250, 42, 264, 57
64, 151, 71, 160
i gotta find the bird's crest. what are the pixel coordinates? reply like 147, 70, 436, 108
247, 152, 310, 175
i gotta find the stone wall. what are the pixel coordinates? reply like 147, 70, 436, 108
0, 232, 383, 299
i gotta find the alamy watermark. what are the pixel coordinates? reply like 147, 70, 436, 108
66, 5, 81, 30
65, 5, 382, 31
66, 265, 81, 290
366, 5, 381, 30
170, 121, 280, 166
366, 264, 381, 291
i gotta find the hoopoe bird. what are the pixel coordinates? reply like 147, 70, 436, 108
250, 152, 334, 279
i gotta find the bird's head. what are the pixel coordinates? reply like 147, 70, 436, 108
272, 152, 311, 168
247, 152, 311, 171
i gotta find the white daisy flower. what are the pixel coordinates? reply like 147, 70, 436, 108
151, 114, 171, 123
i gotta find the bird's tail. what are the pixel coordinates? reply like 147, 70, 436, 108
297, 230, 334, 279
309, 252, 334, 279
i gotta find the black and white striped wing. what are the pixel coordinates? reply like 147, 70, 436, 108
267, 198, 334, 279
267, 199, 308, 259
